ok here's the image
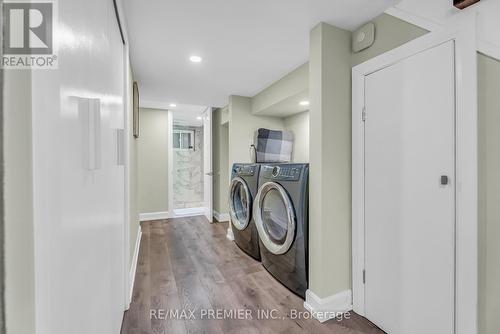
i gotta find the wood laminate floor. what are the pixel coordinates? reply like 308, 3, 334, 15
121, 216, 384, 334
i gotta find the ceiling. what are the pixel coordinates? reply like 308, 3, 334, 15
172, 104, 208, 127
123, 0, 399, 108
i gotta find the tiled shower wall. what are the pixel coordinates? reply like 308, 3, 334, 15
173, 125, 205, 209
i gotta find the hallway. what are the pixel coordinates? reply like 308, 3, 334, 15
121, 217, 383, 334
3, 1, 500, 333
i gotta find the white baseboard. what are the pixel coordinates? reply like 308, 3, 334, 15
129, 227, 142, 304
213, 210, 230, 222
173, 207, 205, 218
139, 211, 170, 221
226, 224, 234, 241
303, 289, 353, 323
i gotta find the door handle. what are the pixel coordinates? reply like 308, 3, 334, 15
440, 175, 449, 185
206, 172, 214, 176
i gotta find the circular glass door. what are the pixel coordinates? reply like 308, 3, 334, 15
254, 182, 296, 255
229, 177, 251, 230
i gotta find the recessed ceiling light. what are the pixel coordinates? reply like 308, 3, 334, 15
169, 103, 177, 108
299, 100, 310, 106
196, 116, 202, 120
190, 55, 202, 63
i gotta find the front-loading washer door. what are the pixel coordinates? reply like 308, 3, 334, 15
229, 177, 252, 230
254, 182, 296, 255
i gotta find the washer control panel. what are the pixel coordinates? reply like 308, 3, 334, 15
234, 165, 256, 176
262, 165, 302, 181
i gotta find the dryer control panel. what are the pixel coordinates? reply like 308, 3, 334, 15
234, 165, 256, 176
262, 165, 302, 181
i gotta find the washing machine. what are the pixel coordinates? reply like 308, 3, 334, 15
253, 163, 309, 298
229, 163, 261, 261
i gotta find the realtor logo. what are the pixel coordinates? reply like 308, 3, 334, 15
2, 1, 57, 69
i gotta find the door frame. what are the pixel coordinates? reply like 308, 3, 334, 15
202, 107, 213, 223
352, 15, 478, 334
114, 0, 131, 310
167, 108, 213, 220
167, 110, 174, 215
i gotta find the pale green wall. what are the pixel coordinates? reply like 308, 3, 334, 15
128, 66, 139, 263
212, 108, 230, 216
284, 111, 309, 163
138, 108, 170, 214
252, 63, 309, 115
351, 14, 427, 66
308, 22, 352, 298
478, 53, 500, 334
307, 14, 428, 300
4, 70, 36, 334
228, 95, 285, 166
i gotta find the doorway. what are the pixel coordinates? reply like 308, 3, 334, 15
170, 105, 212, 221
352, 23, 478, 334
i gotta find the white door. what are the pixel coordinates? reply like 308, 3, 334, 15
203, 108, 213, 222
30, 1, 126, 333
364, 41, 456, 334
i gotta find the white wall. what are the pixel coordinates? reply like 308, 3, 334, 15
29, 1, 127, 333
284, 111, 310, 163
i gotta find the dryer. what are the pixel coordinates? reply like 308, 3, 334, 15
229, 163, 261, 261
253, 163, 309, 298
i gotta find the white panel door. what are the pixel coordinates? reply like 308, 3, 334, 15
31, 1, 126, 333
203, 108, 213, 222
364, 41, 456, 334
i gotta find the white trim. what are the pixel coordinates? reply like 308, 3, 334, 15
139, 211, 170, 221
386, 5, 500, 63
454, 15, 479, 334
385, 6, 444, 32
202, 107, 214, 223
128, 227, 142, 305
303, 290, 352, 323
478, 39, 500, 62
123, 44, 131, 311
167, 111, 174, 215
213, 210, 230, 222
352, 17, 478, 334
173, 207, 205, 218
226, 225, 235, 241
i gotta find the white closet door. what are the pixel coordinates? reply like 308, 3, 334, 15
364, 41, 456, 334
